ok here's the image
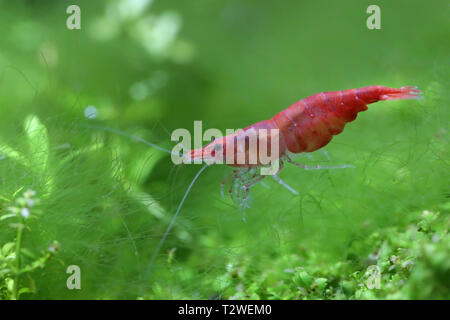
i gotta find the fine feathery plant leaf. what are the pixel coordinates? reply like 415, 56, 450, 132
1, 243, 15, 257
0, 214, 17, 221
0, 143, 27, 167
24, 115, 49, 175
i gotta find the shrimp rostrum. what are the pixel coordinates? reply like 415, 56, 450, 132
185, 85, 422, 204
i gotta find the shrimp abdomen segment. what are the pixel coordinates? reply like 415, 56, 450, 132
273, 86, 421, 153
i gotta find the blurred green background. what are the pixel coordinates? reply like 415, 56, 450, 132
0, 0, 448, 299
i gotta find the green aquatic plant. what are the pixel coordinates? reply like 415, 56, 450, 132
0, 188, 60, 300
187, 206, 449, 300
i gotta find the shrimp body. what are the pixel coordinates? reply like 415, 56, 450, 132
146, 85, 422, 270
188, 85, 421, 167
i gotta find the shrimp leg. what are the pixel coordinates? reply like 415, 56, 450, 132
239, 170, 266, 209
228, 168, 249, 206
285, 154, 355, 170
220, 171, 234, 198
272, 175, 299, 195
271, 161, 299, 195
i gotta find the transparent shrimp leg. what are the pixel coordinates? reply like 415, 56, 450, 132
272, 175, 299, 195
239, 169, 266, 210
285, 155, 355, 170
234, 168, 257, 207
321, 150, 331, 161
270, 161, 299, 195
221, 168, 266, 221
227, 168, 249, 206
231, 168, 266, 222
220, 171, 234, 198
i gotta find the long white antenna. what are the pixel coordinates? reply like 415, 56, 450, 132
86, 124, 207, 279
87, 124, 175, 155
145, 163, 209, 278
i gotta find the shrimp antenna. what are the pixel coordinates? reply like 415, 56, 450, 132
86, 124, 176, 155
85, 124, 206, 278
145, 163, 209, 279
